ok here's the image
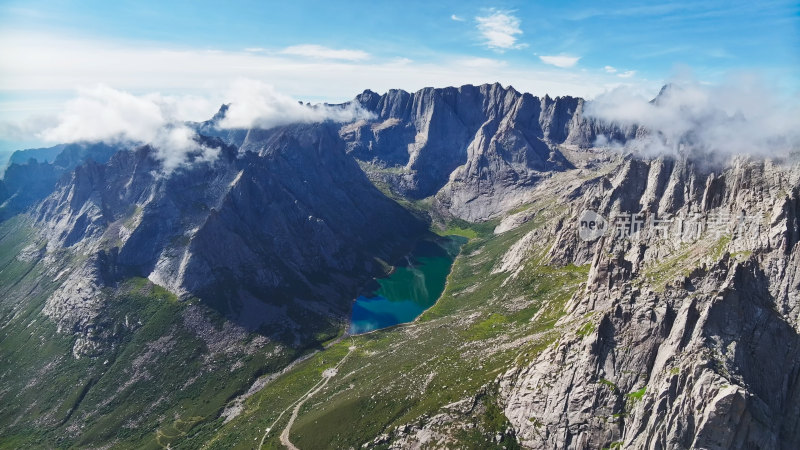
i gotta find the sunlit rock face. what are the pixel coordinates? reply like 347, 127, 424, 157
342, 83, 641, 221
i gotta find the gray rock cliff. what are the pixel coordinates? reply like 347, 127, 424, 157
341, 83, 641, 220
33, 125, 425, 355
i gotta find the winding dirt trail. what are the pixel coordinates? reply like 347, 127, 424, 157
259, 342, 356, 449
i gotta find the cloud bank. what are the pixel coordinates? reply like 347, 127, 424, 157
586, 74, 800, 159
42, 86, 177, 144
12, 81, 376, 172
38, 85, 218, 173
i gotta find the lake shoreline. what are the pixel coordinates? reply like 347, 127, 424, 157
348, 235, 467, 335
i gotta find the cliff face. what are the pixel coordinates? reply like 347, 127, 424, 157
495, 156, 800, 449
342, 83, 641, 220
33, 124, 424, 356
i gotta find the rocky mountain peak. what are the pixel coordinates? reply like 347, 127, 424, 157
343, 83, 639, 219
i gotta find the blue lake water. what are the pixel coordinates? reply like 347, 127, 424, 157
349, 236, 465, 335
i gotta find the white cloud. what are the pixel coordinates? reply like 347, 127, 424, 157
617, 70, 637, 78
586, 74, 800, 159
23, 82, 380, 171
153, 125, 220, 173
475, 9, 526, 50
451, 14, 465, 21
0, 114, 59, 142
604, 65, 617, 73
218, 79, 374, 129
279, 44, 369, 61
41, 85, 169, 143
539, 55, 581, 68
36, 85, 217, 173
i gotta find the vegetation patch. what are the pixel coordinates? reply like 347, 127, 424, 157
627, 387, 646, 402
576, 321, 596, 337
599, 379, 619, 393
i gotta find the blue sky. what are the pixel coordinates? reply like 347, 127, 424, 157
0, 0, 798, 152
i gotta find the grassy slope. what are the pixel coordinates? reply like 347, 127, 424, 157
188, 199, 589, 449
0, 218, 318, 449
0, 189, 589, 449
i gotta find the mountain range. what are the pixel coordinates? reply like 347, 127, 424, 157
0, 83, 798, 449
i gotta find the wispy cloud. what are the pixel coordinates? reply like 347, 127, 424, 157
634, 45, 691, 59
586, 73, 800, 158
604, 65, 617, 73
390, 57, 413, 65
451, 14, 465, 22
539, 55, 581, 68
279, 44, 369, 61
218, 79, 373, 129
475, 9, 526, 51
569, 3, 691, 21
617, 70, 637, 78
456, 57, 507, 68
8, 81, 378, 172
707, 48, 733, 59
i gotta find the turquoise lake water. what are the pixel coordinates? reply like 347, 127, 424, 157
349, 236, 465, 335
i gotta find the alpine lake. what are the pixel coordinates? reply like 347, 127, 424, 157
349, 235, 467, 334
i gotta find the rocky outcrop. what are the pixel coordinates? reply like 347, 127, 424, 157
502, 255, 800, 449
190, 104, 248, 148
496, 156, 800, 449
